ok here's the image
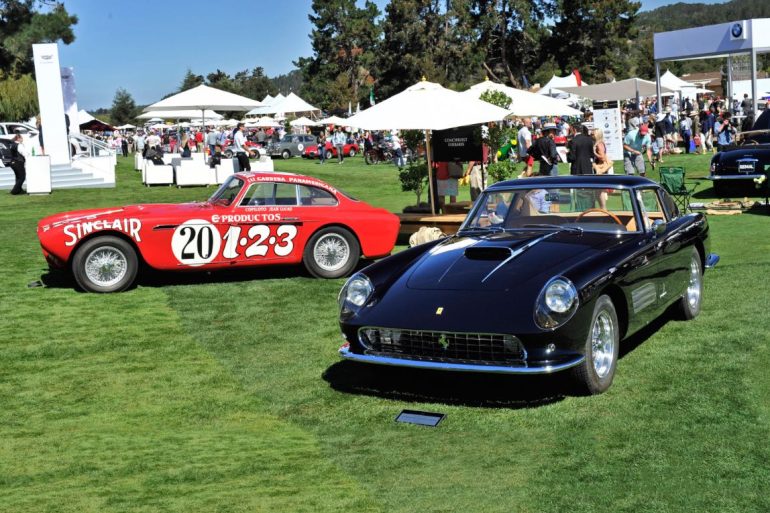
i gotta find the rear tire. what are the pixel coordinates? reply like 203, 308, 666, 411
348, 148, 357, 158
677, 247, 703, 320
71, 236, 138, 293
303, 227, 360, 279
568, 295, 619, 395
365, 151, 377, 165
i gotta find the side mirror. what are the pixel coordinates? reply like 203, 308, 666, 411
651, 219, 667, 236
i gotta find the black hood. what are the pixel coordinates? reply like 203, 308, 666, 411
406, 231, 626, 292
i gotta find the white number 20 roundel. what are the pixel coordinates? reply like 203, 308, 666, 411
172, 219, 222, 266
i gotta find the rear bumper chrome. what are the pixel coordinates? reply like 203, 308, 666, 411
709, 174, 763, 180
338, 344, 585, 374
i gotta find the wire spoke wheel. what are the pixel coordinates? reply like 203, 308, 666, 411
84, 246, 128, 288
313, 233, 350, 272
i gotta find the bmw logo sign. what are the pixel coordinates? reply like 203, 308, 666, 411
731, 22, 743, 38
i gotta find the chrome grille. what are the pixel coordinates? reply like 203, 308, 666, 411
359, 327, 526, 364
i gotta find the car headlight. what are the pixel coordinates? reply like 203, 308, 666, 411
535, 277, 579, 330
338, 273, 374, 318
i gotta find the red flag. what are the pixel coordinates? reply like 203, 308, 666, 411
573, 69, 582, 86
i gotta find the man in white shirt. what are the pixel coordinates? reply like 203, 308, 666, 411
233, 123, 250, 171
517, 118, 533, 176
145, 131, 161, 151
332, 128, 346, 164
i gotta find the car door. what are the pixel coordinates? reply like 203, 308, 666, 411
622, 187, 681, 330
223, 181, 306, 266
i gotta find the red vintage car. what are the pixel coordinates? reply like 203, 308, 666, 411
37, 172, 400, 292
303, 141, 360, 159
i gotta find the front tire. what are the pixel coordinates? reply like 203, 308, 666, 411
303, 227, 360, 279
348, 148, 357, 158
224, 149, 233, 159
71, 236, 138, 293
364, 151, 377, 165
569, 295, 619, 395
677, 248, 703, 320
325, 150, 334, 160
281, 149, 291, 160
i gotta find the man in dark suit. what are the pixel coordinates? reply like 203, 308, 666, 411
568, 123, 594, 175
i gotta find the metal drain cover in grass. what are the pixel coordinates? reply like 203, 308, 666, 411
395, 409, 445, 427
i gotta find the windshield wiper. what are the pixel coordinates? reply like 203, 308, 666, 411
521, 223, 584, 234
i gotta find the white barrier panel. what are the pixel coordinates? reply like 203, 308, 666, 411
26, 156, 52, 194
32, 44, 70, 167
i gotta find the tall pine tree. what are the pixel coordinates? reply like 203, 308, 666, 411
295, 0, 380, 111
111, 88, 137, 125
547, 0, 640, 82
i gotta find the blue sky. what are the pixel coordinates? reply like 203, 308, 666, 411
57, 0, 726, 110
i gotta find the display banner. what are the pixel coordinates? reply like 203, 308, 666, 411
593, 100, 623, 162
61, 67, 79, 136
33, 43, 70, 166
432, 125, 483, 162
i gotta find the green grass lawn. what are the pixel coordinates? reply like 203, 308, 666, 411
1, 153, 769, 512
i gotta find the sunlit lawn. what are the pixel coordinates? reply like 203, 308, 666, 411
0, 152, 768, 512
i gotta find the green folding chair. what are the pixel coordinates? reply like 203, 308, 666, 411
659, 167, 699, 212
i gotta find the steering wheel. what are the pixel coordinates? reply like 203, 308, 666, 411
576, 208, 623, 226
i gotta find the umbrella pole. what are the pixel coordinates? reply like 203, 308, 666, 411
425, 129, 436, 215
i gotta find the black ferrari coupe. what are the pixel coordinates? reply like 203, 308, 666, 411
337, 175, 719, 395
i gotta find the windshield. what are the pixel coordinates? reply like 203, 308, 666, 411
462, 186, 640, 233
208, 176, 244, 206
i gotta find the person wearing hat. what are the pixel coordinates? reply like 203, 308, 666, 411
530, 123, 559, 176
622, 123, 652, 177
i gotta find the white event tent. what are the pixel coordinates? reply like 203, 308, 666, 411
252, 92, 320, 116
246, 93, 286, 116
138, 109, 223, 121
538, 72, 589, 98
346, 80, 511, 214
143, 84, 262, 126
463, 79, 582, 117
315, 115, 351, 127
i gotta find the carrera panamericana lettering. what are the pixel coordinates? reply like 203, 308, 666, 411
63, 218, 142, 246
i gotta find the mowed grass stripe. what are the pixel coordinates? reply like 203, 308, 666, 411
0, 267, 377, 508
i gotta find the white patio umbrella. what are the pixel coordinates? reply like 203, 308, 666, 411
346, 80, 511, 214
251, 116, 280, 127
116, 123, 136, 130
143, 84, 262, 127
315, 115, 350, 127
289, 116, 316, 127
463, 79, 583, 117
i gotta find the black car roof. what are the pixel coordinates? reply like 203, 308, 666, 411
489, 175, 657, 190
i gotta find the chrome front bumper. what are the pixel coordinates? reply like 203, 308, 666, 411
338, 344, 585, 375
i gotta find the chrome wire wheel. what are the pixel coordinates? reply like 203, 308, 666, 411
84, 245, 128, 288
313, 233, 350, 273
591, 311, 615, 379
686, 258, 702, 310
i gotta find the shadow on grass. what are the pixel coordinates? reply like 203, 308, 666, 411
323, 361, 567, 409
39, 259, 375, 291
324, 308, 682, 407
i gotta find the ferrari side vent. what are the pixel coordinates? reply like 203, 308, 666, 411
464, 246, 512, 261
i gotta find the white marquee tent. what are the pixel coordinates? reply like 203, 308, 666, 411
463, 80, 582, 117
251, 92, 319, 116
538, 72, 590, 98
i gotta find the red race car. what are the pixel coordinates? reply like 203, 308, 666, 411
303, 141, 360, 159
37, 172, 400, 292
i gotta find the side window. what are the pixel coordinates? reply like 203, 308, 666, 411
240, 182, 275, 206
659, 189, 680, 220
637, 189, 665, 230
274, 183, 297, 205
298, 185, 339, 206
0, 126, 6, 135
10, 124, 30, 134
